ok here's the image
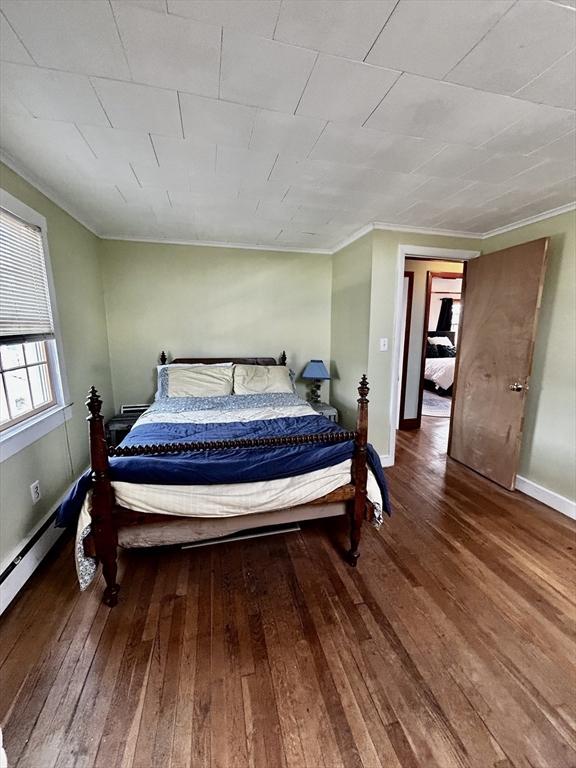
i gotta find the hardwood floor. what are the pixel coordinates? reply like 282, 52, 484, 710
1, 417, 575, 768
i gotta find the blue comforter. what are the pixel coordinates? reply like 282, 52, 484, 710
57, 394, 390, 527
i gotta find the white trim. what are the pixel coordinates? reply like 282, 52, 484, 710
330, 223, 375, 253
0, 188, 72, 459
388, 244, 480, 465
480, 202, 576, 239
0, 465, 88, 613
398, 244, 481, 261
99, 233, 333, 255
0, 402, 73, 462
0, 151, 98, 236
374, 221, 482, 239
515, 475, 576, 520
379, 454, 394, 468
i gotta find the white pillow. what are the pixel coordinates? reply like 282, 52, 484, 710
234, 364, 294, 395
158, 364, 233, 397
427, 336, 453, 346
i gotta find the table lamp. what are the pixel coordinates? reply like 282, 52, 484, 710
301, 359, 330, 403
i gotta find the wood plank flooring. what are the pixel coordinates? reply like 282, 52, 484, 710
1, 417, 575, 768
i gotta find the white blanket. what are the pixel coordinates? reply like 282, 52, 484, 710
424, 357, 455, 391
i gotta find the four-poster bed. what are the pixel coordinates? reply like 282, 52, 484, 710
77, 352, 382, 607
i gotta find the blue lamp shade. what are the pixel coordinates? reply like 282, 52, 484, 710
301, 359, 330, 381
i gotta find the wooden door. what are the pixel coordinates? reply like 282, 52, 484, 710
448, 238, 549, 489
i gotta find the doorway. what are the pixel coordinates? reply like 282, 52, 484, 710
398, 258, 465, 445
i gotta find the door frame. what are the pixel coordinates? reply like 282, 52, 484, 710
389, 245, 480, 464
415, 270, 465, 429
398, 271, 415, 430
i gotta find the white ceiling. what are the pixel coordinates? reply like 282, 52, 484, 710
0, 0, 575, 250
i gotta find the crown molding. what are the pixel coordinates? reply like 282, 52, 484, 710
0, 151, 99, 236
100, 233, 333, 255
481, 202, 576, 239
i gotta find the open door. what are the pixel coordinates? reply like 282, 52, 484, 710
448, 238, 549, 489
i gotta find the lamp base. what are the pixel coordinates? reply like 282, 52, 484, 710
308, 380, 322, 403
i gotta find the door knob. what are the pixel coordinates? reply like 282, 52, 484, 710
508, 382, 529, 392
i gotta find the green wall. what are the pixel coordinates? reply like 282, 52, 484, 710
330, 234, 373, 430
483, 211, 576, 501
0, 163, 113, 566
99, 240, 333, 406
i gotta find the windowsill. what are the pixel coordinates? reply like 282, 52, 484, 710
0, 402, 73, 462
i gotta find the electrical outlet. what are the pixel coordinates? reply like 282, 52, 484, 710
30, 481, 41, 504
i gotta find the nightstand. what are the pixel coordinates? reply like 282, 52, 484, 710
105, 413, 141, 446
309, 402, 339, 422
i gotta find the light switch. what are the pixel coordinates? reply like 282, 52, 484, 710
379, 338, 388, 352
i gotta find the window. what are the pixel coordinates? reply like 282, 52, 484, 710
0, 341, 56, 430
0, 189, 70, 459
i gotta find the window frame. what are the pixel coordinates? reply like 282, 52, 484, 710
0, 189, 71, 462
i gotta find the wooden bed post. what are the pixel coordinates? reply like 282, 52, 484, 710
159, 350, 167, 365
86, 387, 120, 607
348, 374, 369, 566
279, 350, 287, 366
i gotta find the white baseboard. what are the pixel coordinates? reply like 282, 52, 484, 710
379, 454, 394, 467
515, 475, 576, 520
0, 521, 66, 614
0, 467, 87, 615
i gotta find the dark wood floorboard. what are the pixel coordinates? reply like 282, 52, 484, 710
1, 417, 575, 768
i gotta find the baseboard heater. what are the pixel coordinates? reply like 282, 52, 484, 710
181, 521, 301, 549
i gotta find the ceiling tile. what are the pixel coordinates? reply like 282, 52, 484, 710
394, 201, 448, 227
481, 105, 575, 154
366, 0, 513, 78
249, 110, 326, 158
371, 134, 445, 174
533, 130, 576, 163
216, 146, 278, 179
449, 182, 517, 208
167, 0, 281, 38
238, 179, 290, 202
413, 144, 495, 178
116, 183, 172, 209
1, 63, 110, 125
506, 158, 576, 188
515, 50, 576, 110
220, 29, 317, 112
79, 124, 158, 166
0, 113, 96, 167
151, 135, 216, 174
462, 154, 545, 183
2, 0, 130, 79
274, 1, 395, 60
365, 74, 537, 145
131, 162, 192, 188
296, 55, 400, 124
91, 78, 182, 137
0, 11, 34, 64
446, 0, 576, 94
411, 177, 474, 202
113, 4, 220, 96
112, 0, 167, 13
179, 93, 256, 148
308, 123, 384, 165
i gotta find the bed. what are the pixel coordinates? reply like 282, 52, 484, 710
57, 352, 390, 606
424, 332, 457, 395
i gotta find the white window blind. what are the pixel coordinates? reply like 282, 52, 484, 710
0, 207, 54, 342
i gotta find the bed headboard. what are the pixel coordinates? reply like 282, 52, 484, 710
427, 331, 455, 345
160, 351, 287, 366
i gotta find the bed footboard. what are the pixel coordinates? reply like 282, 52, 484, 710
85, 369, 371, 605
